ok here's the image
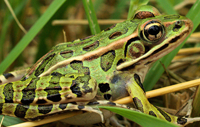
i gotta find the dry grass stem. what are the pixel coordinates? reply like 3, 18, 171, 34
52, 19, 125, 25
178, 47, 200, 55
4, 0, 27, 34
114, 79, 200, 104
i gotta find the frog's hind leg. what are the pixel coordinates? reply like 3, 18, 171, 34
127, 73, 200, 126
0, 103, 105, 122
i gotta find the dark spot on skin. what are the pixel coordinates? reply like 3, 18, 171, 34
21, 77, 28, 81
134, 74, 145, 93
21, 80, 36, 104
87, 102, 100, 105
116, 59, 125, 66
70, 102, 77, 105
100, 50, 115, 72
144, 46, 150, 54
70, 82, 82, 97
14, 104, 29, 118
70, 75, 91, 97
132, 97, 143, 112
47, 92, 62, 102
35, 53, 56, 77
67, 41, 90, 47
38, 104, 53, 114
107, 102, 116, 106
3, 73, 14, 79
104, 94, 112, 100
60, 50, 73, 58
83, 88, 93, 93
45, 76, 62, 102
69, 75, 74, 78
70, 60, 90, 75
155, 106, 171, 122
0, 80, 2, 84
59, 103, 68, 110
36, 99, 47, 104
0, 103, 3, 114
120, 62, 140, 71
83, 41, 99, 51
98, 83, 110, 93
177, 117, 187, 125
149, 111, 157, 117
3, 83, 14, 103
80, 35, 94, 41
134, 11, 155, 19
169, 30, 188, 43
109, 31, 122, 39
78, 105, 85, 109
51, 72, 62, 76
151, 44, 168, 55
104, 24, 116, 31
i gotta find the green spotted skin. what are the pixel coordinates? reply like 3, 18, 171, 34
0, 73, 97, 105
0, 5, 194, 126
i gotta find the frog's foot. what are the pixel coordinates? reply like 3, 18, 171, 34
175, 99, 200, 126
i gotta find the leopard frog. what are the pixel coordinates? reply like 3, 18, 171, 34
0, 5, 194, 126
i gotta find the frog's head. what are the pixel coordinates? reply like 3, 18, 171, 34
117, 10, 193, 71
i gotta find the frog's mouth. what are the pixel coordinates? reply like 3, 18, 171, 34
117, 18, 192, 71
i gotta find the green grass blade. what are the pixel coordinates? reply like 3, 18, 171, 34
110, 0, 129, 19
82, 0, 100, 35
143, 0, 200, 91
0, 0, 67, 74
0, 0, 28, 61
0, 116, 24, 126
156, 0, 177, 14
99, 106, 178, 127
93, 0, 105, 13
35, 0, 78, 61
187, 1, 200, 125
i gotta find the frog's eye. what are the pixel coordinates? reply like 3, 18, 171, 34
140, 20, 164, 43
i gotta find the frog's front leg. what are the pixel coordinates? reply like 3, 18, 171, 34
126, 73, 188, 126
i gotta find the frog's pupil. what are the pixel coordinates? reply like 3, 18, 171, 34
148, 25, 160, 35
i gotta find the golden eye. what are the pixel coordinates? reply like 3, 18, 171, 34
142, 20, 164, 42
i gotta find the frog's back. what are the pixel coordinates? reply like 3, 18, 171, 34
25, 19, 140, 79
